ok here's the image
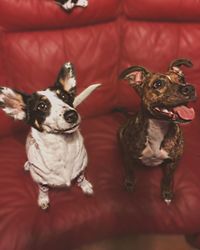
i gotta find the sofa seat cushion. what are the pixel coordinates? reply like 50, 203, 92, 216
0, 113, 200, 250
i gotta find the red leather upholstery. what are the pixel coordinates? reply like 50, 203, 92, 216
0, 1, 200, 249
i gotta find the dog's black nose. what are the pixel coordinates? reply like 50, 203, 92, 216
179, 85, 195, 96
64, 110, 78, 124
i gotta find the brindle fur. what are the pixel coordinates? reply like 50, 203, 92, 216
119, 59, 195, 202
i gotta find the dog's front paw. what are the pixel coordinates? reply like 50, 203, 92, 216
82, 181, 94, 195
38, 196, 49, 210
38, 185, 49, 210
77, 176, 94, 195
161, 189, 174, 205
124, 178, 135, 192
24, 161, 31, 171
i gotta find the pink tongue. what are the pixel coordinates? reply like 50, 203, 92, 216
173, 105, 195, 121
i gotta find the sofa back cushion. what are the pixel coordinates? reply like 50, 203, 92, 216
119, 0, 200, 111
0, 0, 121, 137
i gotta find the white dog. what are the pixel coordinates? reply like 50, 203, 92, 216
0, 62, 100, 209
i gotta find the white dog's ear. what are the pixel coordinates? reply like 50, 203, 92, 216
56, 62, 76, 97
0, 87, 27, 120
74, 83, 101, 107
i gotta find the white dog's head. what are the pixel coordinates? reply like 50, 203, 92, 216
0, 62, 100, 134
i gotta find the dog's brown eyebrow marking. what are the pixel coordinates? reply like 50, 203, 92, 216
40, 96, 48, 100
165, 75, 173, 82
56, 89, 61, 95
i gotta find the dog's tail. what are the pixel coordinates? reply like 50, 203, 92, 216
74, 83, 101, 107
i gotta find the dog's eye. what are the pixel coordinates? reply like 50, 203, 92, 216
60, 93, 68, 100
37, 102, 48, 112
153, 80, 164, 89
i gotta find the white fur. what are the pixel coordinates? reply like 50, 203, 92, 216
25, 128, 93, 209
0, 87, 25, 120
140, 119, 170, 166
3, 107, 25, 120
38, 89, 80, 133
63, 62, 76, 89
62, 0, 88, 10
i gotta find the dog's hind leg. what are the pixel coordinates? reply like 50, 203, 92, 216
77, 174, 94, 195
118, 128, 136, 192
38, 184, 49, 210
124, 156, 137, 192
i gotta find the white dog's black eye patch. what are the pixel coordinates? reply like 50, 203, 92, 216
50, 85, 75, 107
55, 89, 74, 106
26, 94, 51, 131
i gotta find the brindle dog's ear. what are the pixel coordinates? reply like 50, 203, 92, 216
55, 62, 76, 97
169, 58, 193, 70
119, 66, 151, 95
168, 59, 193, 84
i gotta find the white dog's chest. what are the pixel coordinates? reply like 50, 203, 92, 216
140, 119, 169, 167
26, 129, 87, 187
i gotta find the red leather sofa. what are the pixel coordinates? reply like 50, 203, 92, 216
0, 1, 200, 249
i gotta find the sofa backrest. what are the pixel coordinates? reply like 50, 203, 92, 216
0, 0, 121, 136
0, 0, 199, 137
119, 0, 200, 110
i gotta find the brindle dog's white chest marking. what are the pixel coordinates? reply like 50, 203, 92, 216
140, 119, 169, 166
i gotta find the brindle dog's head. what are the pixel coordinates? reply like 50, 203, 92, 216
119, 59, 196, 123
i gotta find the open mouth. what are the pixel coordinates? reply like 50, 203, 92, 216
153, 104, 195, 123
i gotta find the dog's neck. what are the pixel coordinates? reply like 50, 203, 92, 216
138, 109, 170, 142
30, 127, 78, 143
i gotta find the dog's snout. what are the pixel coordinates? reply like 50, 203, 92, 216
179, 85, 195, 96
64, 110, 78, 124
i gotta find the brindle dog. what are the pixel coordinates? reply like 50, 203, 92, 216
119, 59, 196, 204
